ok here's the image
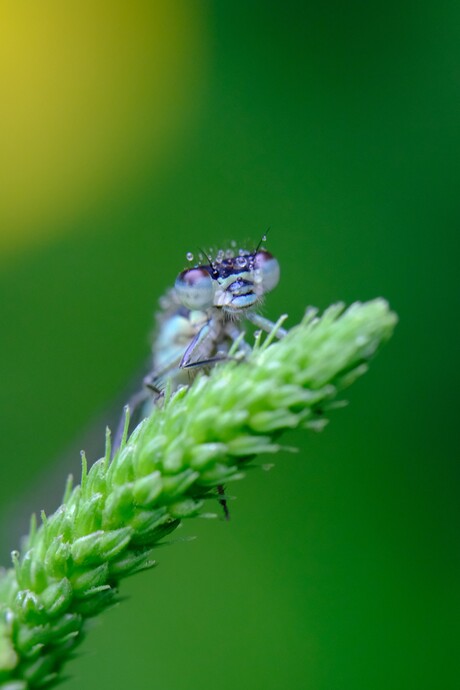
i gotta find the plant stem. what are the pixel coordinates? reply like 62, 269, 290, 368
0, 299, 397, 689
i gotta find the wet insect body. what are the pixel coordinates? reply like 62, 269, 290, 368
146, 244, 283, 396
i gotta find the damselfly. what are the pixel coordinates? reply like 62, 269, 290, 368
115, 238, 285, 516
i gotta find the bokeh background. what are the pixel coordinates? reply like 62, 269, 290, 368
0, 1, 458, 688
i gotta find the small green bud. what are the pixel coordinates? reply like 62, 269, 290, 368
162, 469, 199, 498
19, 551, 47, 594
40, 578, 72, 618
73, 493, 104, 538
16, 624, 48, 654
71, 563, 109, 597
45, 537, 71, 579
189, 443, 228, 470
110, 445, 135, 486
51, 513, 74, 544
0, 618, 18, 672
204, 409, 249, 436
71, 527, 133, 566
0, 572, 17, 605
70, 531, 103, 565
15, 590, 43, 622
22, 650, 56, 685
130, 514, 180, 547
128, 508, 181, 546
63, 485, 81, 515
135, 434, 166, 476
102, 484, 135, 529
161, 440, 184, 473
132, 471, 163, 506
38, 672, 60, 688
83, 457, 107, 497
20, 642, 44, 662
72, 586, 116, 617
250, 409, 301, 432
109, 549, 156, 578
47, 613, 81, 643
129, 507, 167, 535
98, 527, 133, 561
169, 499, 203, 518
305, 417, 329, 432
227, 435, 276, 456
199, 463, 242, 485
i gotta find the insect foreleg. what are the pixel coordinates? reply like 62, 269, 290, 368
246, 311, 287, 338
225, 322, 252, 355
179, 321, 214, 369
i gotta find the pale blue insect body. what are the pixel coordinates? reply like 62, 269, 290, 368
148, 244, 282, 394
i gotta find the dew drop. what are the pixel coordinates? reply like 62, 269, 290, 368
230, 240, 237, 248
186, 252, 194, 262
261, 234, 267, 242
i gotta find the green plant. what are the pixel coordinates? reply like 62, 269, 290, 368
0, 299, 396, 689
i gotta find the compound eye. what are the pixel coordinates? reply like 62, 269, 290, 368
254, 250, 280, 293
175, 267, 214, 310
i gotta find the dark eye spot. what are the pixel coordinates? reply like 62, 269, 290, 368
254, 250, 274, 268
178, 267, 211, 286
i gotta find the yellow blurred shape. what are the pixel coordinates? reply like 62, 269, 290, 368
0, 1, 206, 256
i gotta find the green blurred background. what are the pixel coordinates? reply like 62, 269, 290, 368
0, 1, 458, 688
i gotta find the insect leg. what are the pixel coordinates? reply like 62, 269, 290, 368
246, 311, 287, 338
179, 321, 213, 368
180, 319, 240, 372
181, 355, 231, 370
217, 484, 230, 521
225, 322, 252, 355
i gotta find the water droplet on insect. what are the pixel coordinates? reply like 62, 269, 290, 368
225, 249, 233, 258
216, 249, 224, 262
186, 252, 194, 262
237, 256, 247, 267
230, 240, 237, 248
261, 234, 267, 242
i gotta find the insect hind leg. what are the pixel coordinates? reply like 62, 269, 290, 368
217, 484, 230, 521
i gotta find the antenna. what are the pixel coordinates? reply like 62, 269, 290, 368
255, 227, 270, 253
198, 247, 218, 278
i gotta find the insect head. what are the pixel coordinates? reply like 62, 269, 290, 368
174, 247, 280, 313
